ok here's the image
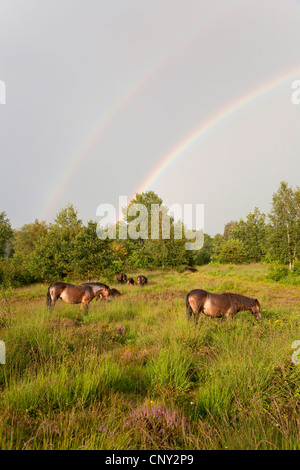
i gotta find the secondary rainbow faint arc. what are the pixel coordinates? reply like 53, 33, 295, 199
130, 66, 300, 202
38, 0, 240, 221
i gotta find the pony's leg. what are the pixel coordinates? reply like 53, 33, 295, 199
81, 298, 90, 314
187, 297, 197, 322
47, 297, 52, 310
79, 302, 89, 312
83, 302, 89, 314
194, 310, 203, 325
49, 295, 59, 310
224, 308, 234, 321
47, 287, 59, 310
186, 309, 193, 322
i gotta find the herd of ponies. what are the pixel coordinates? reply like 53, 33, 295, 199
46, 271, 262, 323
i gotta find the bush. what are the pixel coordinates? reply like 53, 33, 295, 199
194, 249, 211, 266
267, 263, 289, 281
293, 259, 300, 275
0, 258, 35, 287
214, 239, 247, 264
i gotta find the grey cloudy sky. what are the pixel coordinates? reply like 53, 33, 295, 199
0, 0, 300, 235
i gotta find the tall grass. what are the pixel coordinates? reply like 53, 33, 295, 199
0, 264, 299, 449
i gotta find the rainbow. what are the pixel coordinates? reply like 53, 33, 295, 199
131, 65, 300, 201
37, 0, 300, 222
37, 0, 240, 221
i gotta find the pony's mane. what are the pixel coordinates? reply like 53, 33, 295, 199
82, 282, 109, 289
222, 292, 256, 308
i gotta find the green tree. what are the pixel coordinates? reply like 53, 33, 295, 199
72, 221, 121, 279
223, 221, 237, 240
211, 233, 225, 259
191, 233, 213, 265
268, 182, 300, 270
13, 220, 48, 257
8, 220, 49, 285
119, 191, 188, 269
0, 212, 13, 258
230, 208, 267, 262
216, 239, 247, 264
53, 203, 82, 228
28, 205, 83, 281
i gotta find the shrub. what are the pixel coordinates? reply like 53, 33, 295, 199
215, 239, 247, 264
293, 259, 300, 275
267, 263, 289, 281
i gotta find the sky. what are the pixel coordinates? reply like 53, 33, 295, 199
0, 0, 300, 235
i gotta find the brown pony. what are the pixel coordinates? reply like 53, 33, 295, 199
116, 273, 127, 284
186, 289, 261, 324
111, 288, 122, 297
183, 266, 197, 273
137, 275, 147, 286
47, 282, 111, 312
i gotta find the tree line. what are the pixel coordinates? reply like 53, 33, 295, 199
0, 182, 299, 287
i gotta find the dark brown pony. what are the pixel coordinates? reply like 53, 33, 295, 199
116, 273, 127, 284
137, 275, 147, 286
111, 288, 122, 297
127, 278, 134, 286
47, 282, 111, 312
186, 289, 261, 324
97, 287, 121, 299
184, 266, 197, 273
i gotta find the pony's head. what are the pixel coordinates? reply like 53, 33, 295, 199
251, 299, 262, 320
99, 286, 112, 302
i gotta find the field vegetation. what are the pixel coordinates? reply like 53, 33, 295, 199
0, 182, 299, 449
0, 264, 299, 450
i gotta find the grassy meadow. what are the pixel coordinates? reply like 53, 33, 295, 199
0, 263, 299, 450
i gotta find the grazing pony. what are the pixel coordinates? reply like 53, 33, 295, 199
116, 273, 127, 284
110, 288, 122, 297
47, 282, 111, 312
137, 275, 147, 286
183, 266, 197, 273
186, 289, 261, 324
81, 282, 112, 301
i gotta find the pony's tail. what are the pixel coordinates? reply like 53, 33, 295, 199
46, 286, 52, 308
186, 292, 193, 320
